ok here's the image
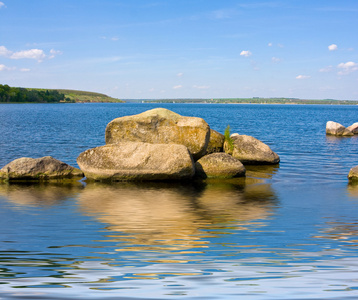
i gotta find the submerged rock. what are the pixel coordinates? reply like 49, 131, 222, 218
105, 108, 210, 160
206, 129, 225, 154
77, 142, 195, 181
348, 166, 358, 181
0, 156, 83, 181
195, 153, 246, 179
224, 134, 280, 165
326, 121, 354, 136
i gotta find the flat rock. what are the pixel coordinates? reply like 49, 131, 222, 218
224, 134, 280, 165
206, 129, 224, 154
326, 121, 354, 136
195, 153, 246, 179
0, 156, 83, 181
105, 108, 210, 160
77, 142, 195, 181
348, 166, 358, 181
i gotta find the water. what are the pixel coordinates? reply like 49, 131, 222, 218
1, 103, 358, 299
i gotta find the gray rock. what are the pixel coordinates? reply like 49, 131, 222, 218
105, 108, 210, 160
224, 134, 280, 165
0, 156, 83, 181
347, 122, 358, 134
206, 129, 225, 154
326, 121, 354, 136
77, 142, 195, 181
195, 153, 246, 179
348, 166, 358, 181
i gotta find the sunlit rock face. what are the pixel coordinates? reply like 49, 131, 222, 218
105, 108, 210, 160
0, 156, 83, 181
347, 122, 358, 134
348, 166, 358, 181
77, 181, 277, 252
195, 153, 245, 179
77, 142, 195, 181
224, 134, 280, 165
326, 121, 353, 136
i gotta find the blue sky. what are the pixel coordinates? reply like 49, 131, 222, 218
0, 0, 357, 100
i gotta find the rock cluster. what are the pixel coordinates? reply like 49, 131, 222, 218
0, 108, 280, 182
78, 108, 280, 181
326, 121, 358, 136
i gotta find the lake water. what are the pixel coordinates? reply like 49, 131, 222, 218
1, 103, 358, 299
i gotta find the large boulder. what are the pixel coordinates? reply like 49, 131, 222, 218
105, 108, 210, 160
326, 121, 354, 136
77, 142, 195, 181
347, 122, 358, 134
195, 153, 246, 179
0, 156, 83, 181
224, 134, 280, 165
348, 166, 358, 181
206, 129, 225, 154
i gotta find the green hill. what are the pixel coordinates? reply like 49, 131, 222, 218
56, 89, 124, 103
0, 84, 124, 103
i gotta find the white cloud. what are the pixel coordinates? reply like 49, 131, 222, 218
10, 49, 46, 62
173, 85, 182, 89
193, 85, 210, 89
240, 50, 252, 57
0, 45, 59, 62
272, 57, 281, 63
337, 61, 358, 75
268, 42, 273, 47
0, 64, 15, 71
20, 68, 31, 72
0, 64, 8, 71
0, 2, 5, 9
49, 49, 63, 59
328, 44, 338, 51
296, 75, 311, 79
319, 65, 333, 73
177, 72, 183, 77
0, 45, 12, 57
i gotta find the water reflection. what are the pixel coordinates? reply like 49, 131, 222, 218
0, 182, 84, 207
347, 181, 358, 198
78, 181, 278, 253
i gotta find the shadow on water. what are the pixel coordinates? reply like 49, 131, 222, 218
77, 178, 278, 253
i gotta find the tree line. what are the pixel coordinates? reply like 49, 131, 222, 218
0, 84, 73, 103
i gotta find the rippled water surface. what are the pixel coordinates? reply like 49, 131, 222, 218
1, 103, 358, 299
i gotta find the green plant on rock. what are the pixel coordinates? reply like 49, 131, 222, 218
224, 125, 234, 152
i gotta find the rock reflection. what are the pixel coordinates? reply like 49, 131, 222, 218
78, 180, 278, 253
313, 220, 358, 246
0, 182, 84, 207
347, 181, 358, 198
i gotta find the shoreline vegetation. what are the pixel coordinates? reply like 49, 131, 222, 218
135, 97, 358, 105
1, 84, 358, 105
0, 84, 124, 103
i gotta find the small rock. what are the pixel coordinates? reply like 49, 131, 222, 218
195, 153, 246, 179
326, 121, 354, 136
224, 134, 280, 165
348, 166, 358, 181
0, 156, 83, 181
347, 122, 358, 134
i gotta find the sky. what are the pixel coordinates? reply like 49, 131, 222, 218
0, 0, 358, 100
